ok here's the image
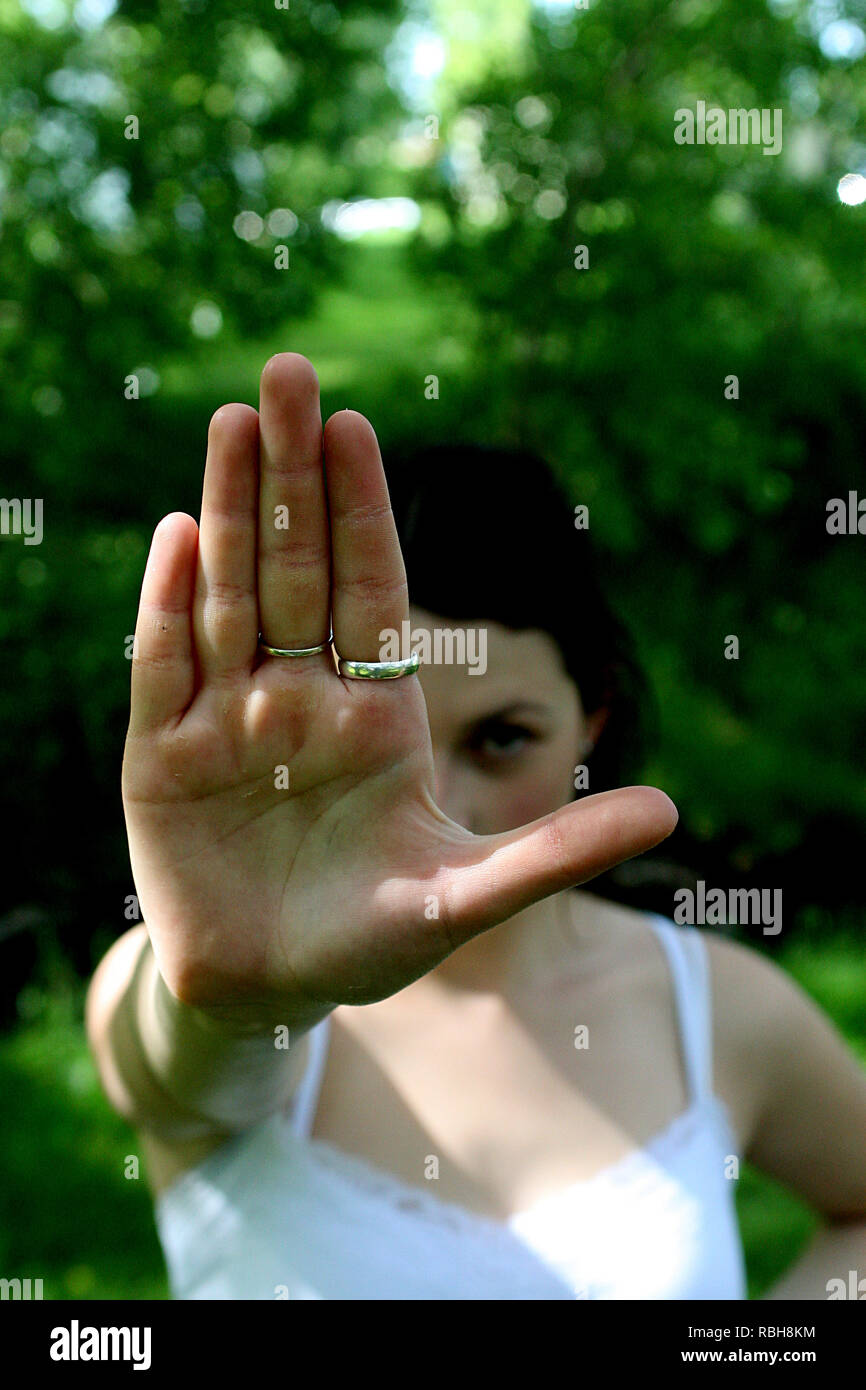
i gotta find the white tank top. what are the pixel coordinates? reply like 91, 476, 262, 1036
154, 917, 748, 1299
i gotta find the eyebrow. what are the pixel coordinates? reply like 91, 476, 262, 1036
468, 701, 552, 724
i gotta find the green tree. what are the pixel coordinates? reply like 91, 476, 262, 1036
0, 0, 407, 944
406, 0, 866, 882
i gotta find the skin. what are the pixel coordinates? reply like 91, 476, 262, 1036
87, 353, 866, 1300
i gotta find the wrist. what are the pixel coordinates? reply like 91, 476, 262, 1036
148, 948, 333, 1043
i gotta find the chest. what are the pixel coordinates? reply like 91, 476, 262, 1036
309, 965, 709, 1221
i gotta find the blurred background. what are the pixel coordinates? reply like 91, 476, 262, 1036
1, 0, 864, 1298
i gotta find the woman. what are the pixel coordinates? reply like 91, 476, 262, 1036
87, 352, 866, 1299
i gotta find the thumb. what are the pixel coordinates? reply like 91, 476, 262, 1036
441, 786, 678, 945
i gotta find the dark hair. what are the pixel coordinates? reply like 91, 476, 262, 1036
385, 442, 656, 795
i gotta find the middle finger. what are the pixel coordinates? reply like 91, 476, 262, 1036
257, 353, 331, 653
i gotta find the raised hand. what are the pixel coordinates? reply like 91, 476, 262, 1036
122, 354, 677, 1019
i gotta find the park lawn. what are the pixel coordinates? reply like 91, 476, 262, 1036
157, 239, 478, 433
0, 928, 862, 1301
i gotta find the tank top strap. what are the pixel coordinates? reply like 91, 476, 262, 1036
288, 1013, 332, 1138
646, 915, 713, 1106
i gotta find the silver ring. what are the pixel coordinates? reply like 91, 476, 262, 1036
337, 652, 420, 680
259, 628, 333, 657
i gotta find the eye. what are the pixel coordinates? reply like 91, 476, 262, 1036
468, 719, 539, 762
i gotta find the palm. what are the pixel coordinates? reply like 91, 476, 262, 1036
125, 651, 459, 1005
123, 354, 676, 1016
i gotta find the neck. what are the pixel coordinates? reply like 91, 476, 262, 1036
426, 888, 600, 996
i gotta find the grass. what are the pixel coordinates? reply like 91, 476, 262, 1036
0, 929, 863, 1300
0, 982, 169, 1300
158, 240, 478, 428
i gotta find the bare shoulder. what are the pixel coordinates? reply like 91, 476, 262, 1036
699, 927, 811, 1053
577, 897, 796, 1146
664, 921, 842, 1151
701, 929, 866, 1210
598, 898, 803, 1046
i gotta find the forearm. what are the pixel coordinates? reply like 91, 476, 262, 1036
762, 1216, 866, 1300
88, 925, 333, 1140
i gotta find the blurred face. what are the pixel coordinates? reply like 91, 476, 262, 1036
411, 605, 607, 837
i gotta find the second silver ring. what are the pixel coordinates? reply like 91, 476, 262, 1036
337, 652, 420, 680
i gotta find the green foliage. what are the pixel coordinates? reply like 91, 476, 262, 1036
0, 0, 403, 503
0, 0, 407, 929
405, 0, 866, 870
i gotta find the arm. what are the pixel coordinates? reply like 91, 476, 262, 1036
763, 1217, 866, 1301
708, 933, 866, 1300
86, 922, 325, 1141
